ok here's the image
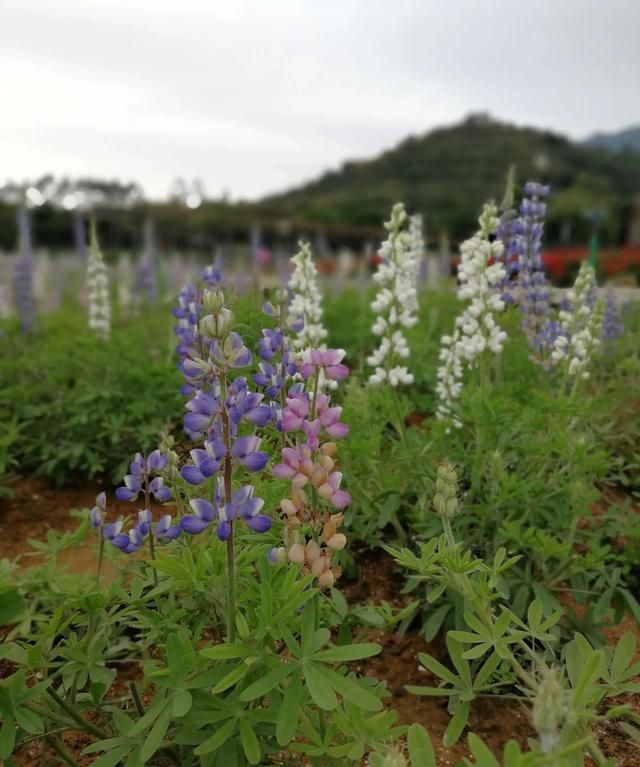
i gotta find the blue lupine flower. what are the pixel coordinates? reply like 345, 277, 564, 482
13, 207, 35, 333
90, 492, 107, 528
184, 391, 221, 437
181, 488, 220, 535
224, 486, 271, 537
181, 439, 226, 485
601, 292, 624, 346
513, 182, 553, 356
154, 514, 181, 540
232, 435, 268, 472
115, 451, 170, 502
111, 526, 146, 554
210, 332, 252, 368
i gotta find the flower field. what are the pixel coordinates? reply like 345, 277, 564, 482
1, 183, 640, 767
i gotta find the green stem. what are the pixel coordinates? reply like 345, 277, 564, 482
46, 735, 80, 767
220, 372, 236, 643
45, 689, 110, 739
310, 367, 320, 419
129, 682, 146, 717
95, 532, 105, 588
390, 384, 407, 443
144, 480, 159, 587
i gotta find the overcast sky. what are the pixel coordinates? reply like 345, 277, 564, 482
2, 0, 639, 200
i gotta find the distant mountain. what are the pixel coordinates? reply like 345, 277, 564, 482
583, 126, 640, 153
258, 114, 640, 243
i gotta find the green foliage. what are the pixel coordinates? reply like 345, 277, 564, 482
1, 525, 402, 766
0, 304, 183, 485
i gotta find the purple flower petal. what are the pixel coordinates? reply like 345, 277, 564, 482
189, 498, 216, 521
242, 451, 268, 472
115, 487, 138, 502
180, 516, 210, 534
181, 465, 206, 485
217, 520, 232, 540
246, 514, 271, 533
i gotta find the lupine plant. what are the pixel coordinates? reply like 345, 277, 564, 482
550, 262, 604, 391
288, 240, 328, 351
13, 207, 36, 333
512, 182, 554, 360
0, 287, 405, 766
436, 202, 507, 426
367, 203, 419, 388
86, 220, 111, 340
390, 464, 640, 762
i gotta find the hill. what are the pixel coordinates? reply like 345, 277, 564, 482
258, 114, 640, 244
583, 125, 640, 153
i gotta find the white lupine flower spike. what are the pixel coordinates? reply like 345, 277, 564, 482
367, 203, 421, 387
287, 241, 336, 389
550, 263, 604, 388
436, 203, 507, 427
288, 241, 327, 351
87, 220, 111, 340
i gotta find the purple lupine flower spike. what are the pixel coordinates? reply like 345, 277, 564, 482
14, 207, 36, 333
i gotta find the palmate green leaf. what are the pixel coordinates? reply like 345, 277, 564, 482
610, 631, 636, 681
443, 699, 470, 747
0, 588, 26, 625
467, 732, 501, 766
415, 651, 459, 687
276, 675, 304, 746
239, 663, 293, 702
312, 642, 381, 663
407, 723, 436, 767
200, 644, 256, 661
127, 697, 170, 737
14, 706, 43, 735
239, 718, 261, 764
0, 714, 16, 760
447, 636, 472, 688
303, 660, 338, 710
463, 642, 493, 660
171, 689, 193, 718
211, 663, 250, 694
424, 603, 450, 640
88, 745, 134, 767
323, 668, 382, 710
194, 717, 237, 756
140, 705, 172, 762
82, 737, 133, 755
308, 628, 332, 655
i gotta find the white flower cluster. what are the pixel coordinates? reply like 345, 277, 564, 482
550, 263, 604, 380
287, 241, 327, 351
367, 203, 420, 386
87, 222, 111, 339
436, 203, 507, 425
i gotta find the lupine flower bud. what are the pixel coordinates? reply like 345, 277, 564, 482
202, 289, 225, 313
326, 533, 347, 550
433, 464, 459, 519
288, 543, 305, 563
317, 570, 335, 589
532, 668, 568, 754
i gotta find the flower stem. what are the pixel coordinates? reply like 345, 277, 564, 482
144, 479, 159, 587
95, 532, 105, 588
220, 372, 236, 643
310, 367, 320, 419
